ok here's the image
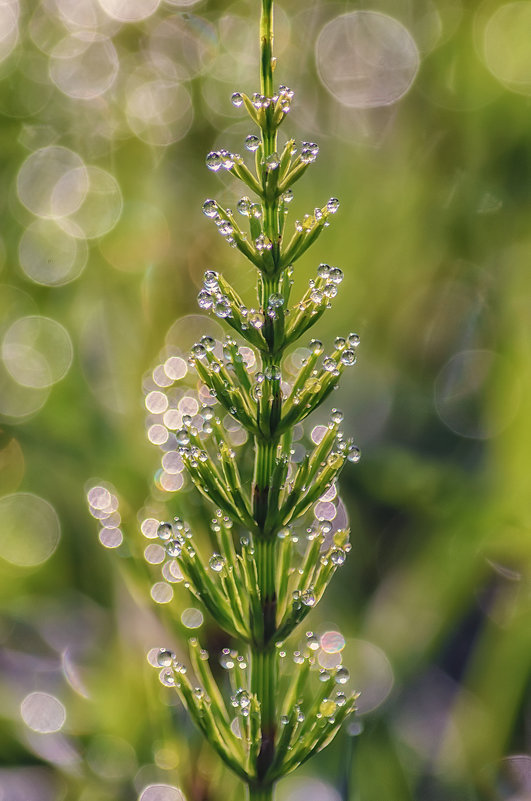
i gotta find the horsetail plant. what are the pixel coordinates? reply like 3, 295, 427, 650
121, 1, 360, 799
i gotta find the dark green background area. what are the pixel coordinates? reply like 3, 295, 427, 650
0, 1, 530, 799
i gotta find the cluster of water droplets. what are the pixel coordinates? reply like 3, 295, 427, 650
231, 84, 294, 115
275, 633, 352, 726
236, 195, 262, 219
205, 148, 242, 173
220, 647, 248, 672
300, 141, 320, 165
288, 334, 360, 413
230, 687, 252, 717
323, 332, 360, 374
201, 199, 238, 248
154, 647, 188, 688
197, 270, 232, 319
156, 517, 192, 562
310, 263, 344, 305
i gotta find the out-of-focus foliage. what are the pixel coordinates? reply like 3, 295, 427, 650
0, 1, 530, 800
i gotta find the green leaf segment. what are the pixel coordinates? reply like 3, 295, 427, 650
154, 1, 362, 798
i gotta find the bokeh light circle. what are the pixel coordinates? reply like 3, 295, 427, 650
2, 316, 73, 388
316, 11, 420, 108
151, 582, 173, 603
483, 2, 531, 94
279, 778, 341, 801
0, 492, 61, 567
54, 0, 107, 31
17, 146, 88, 219
98, 0, 160, 23
0, 0, 19, 65
17, 145, 88, 218
320, 630, 346, 654
344, 638, 394, 715
20, 692, 66, 733
149, 16, 218, 81
181, 608, 203, 628
19, 218, 88, 286
99, 527, 123, 548
125, 77, 193, 147
49, 32, 119, 100
87, 734, 137, 780
434, 349, 520, 439
138, 785, 184, 801
64, 166, 123, 240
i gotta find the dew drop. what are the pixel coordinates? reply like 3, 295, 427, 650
200, 335, 216, 351
302, 589, 316, 607
268, 293, 284, 308
336, 692, 347, 706
327, 197, 340, 214
347, 332, 360, 348
197, 290, 212, 309
330, 548, 346, 565
347, 445, 361, 463
157, 648, 175, 667
237, 196, 251, 216
202, 199, 218, 217
157, 522, 173, 541
176, 429, 190, 446
335, 666, 350, 685
209, 553, 225, 572
159, 668, 176, 686
265, 152, 280, 171
206, 151, 223, 171
231, 92, 243, 107
214, 299, 231, 318
330, 409, 344, 424
309, 338, 323, 355
323, 357, 337, 372
165, 539, 182, 558
245, 134, 260, 152
340, 350, 357, 366
203, 270, 219, 288
192, 344, 207, 359
249, 311, 265, 329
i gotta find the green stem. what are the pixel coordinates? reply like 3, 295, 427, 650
251, 539, 278, 782
260, 0, 274, 98
248, 3, 281, 798
248, 787, 274, 801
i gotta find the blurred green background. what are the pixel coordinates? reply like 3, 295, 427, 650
1, 0, 530, 799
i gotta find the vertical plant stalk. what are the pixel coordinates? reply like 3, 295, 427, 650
250, 4, 281, 796
146, 0, 362, 796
